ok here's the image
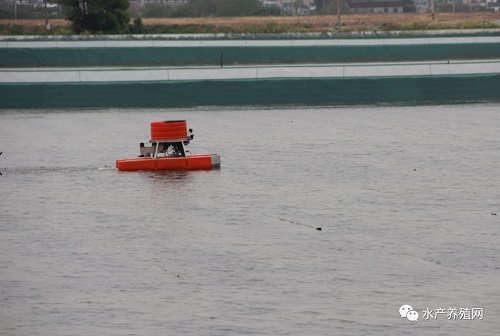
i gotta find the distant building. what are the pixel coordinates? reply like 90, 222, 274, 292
0, 0, 59, 17
462, 0, 499, 9
261, 0, 279, 7
413, 0, 430, 12
489, 0, 500, 11
132, 0, 188, 7
259, 0, 314, 15
347, 1, 416, 13
129, 0, 188, 17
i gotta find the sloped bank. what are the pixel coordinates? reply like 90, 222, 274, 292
0, 33, 499, 108
2, 74, 499, 108
1, 34, 500, 67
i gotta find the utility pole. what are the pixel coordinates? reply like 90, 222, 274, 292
337, 0, 342, 26
431, 0, 435, 20
45, 0, 49, 35
14, 0, 17, 20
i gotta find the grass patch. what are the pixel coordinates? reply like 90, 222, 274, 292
138, 22, 315, 34
1, 14, 499, 35
144, 24, 218, 34
0, 23, 73, 35
460, 20, 500, 29
385, 20, 500, 31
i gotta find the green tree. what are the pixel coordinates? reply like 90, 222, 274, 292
182, 0, 265, 17
187, 0, 217, 17
216, 0, 262, 16
58, 0, 130, 34
142, 3, 173, 18
315, 0, 331, 13
170, 6, 195, 17
252, 6, 281, 16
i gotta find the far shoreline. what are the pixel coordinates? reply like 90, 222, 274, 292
1, 12, 500, 36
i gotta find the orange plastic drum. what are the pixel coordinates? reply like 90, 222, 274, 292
150, 120, 188, 140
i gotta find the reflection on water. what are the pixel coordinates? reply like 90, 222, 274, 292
142, 170, 193, 198
143, 170, 193, 185
1, 104, 499, 336
2, 166, 115, 175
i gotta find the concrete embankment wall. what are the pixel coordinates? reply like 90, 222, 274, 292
0, 33, 499, 108
1, 35, 500, 67
2, 74, 500, 108
2, 59, 500, 83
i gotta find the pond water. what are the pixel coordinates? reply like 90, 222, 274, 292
1, 104, 499, 335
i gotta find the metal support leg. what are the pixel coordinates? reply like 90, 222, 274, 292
154, 143, 159, 160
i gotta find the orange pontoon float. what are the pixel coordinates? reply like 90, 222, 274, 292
116, 120, 221, 171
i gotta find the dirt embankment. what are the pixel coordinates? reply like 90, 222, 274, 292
2, 12, 500, 34
141, 12, 500, 31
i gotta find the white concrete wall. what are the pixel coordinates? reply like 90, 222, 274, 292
1, 60, 499, 83
1, 36, 500, 48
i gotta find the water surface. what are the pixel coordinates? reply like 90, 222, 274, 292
1, 104, 499, 335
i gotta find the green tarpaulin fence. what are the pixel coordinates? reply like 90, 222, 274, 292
1, 74, 499, 108
1, 43, 500, 68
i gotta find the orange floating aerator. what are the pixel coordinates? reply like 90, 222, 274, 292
116, 120, 221, 171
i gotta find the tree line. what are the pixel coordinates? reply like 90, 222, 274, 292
56, 0, 495, 35
57, 0, 280, 34
142, 0, 281, 18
